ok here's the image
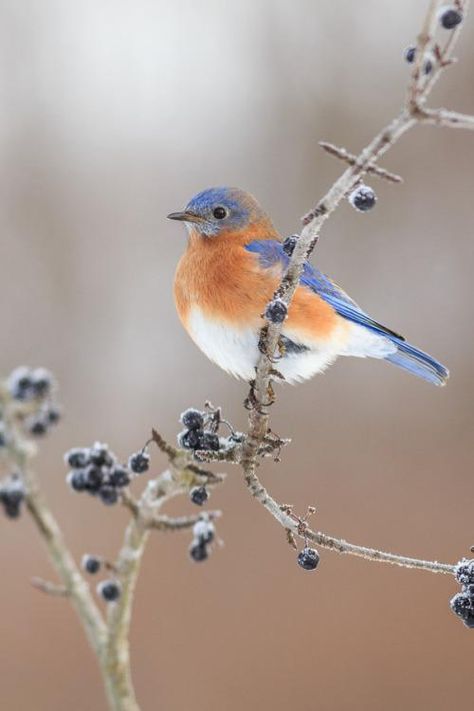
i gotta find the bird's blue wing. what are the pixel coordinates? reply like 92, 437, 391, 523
245, 239, 404, 341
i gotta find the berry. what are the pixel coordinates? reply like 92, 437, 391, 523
7, 367, 35, 401
450, 592, 472, 618
128, 451, 150, 474
455, 559, 474, 586
265, 298, 288, 324
190, 486, 208, 506
65, 448, 91, 469
439, 6, 463, 29
178, 428, 203, 450
109, 466, 130, 488
82, 554, 101, 575
46, 406, 61, 425
67, 469, 88, 492
348, 185, 377, 212
27, 415, 48, 437
189, 541, 209, 562
404, 46, 416, 63
90, 442, 114, 467
99, 485, 119, 506
30, 368, 53, 398
180, 408, 204, 431
193, 519, 215, 545
297, 547, 320, 571
97, 580, 121, 602
0, 477, 25, 519
84, 465, 104, 492
283, 235, 298, 257
423, 58, 433, 75
198, 432, 220, 452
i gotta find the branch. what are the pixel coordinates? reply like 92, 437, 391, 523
241, 0, 471, 574
416, 106, 474, 129
318, 141, 403, 183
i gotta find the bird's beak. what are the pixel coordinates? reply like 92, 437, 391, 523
167, 211, 204, 224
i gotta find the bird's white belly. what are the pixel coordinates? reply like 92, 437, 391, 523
187, 307, 341, 384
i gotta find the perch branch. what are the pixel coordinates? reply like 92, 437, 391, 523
241, 0, 471, 574
318, 141, 403, 183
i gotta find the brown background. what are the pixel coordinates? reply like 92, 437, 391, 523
1, 1, 473, 709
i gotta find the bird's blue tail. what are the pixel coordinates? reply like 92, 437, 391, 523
385, 339, 449, 386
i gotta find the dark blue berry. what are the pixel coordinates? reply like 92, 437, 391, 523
27, 416, 49, 437
265, 299, 288, 324
439, 7, 463, 29
424, 59, 433, 75
283, 235, 298, 257
8, 367, 35, 401
98, 580, 121, 602
82, 554, 101, 574
128, 451, 150, 474
405, 46, 416, 63
198, 433, 220, 452
30, 368, 53, 397
179, 429, 203, 450
0, 478, 25, 519
109, 466, 130, 488
99, 486, 119, 506
47, 406, 61, 425
189, 541, 209, 562
85, 465, 104, 492
455, 560, 474, 586
90, 443, 114, 467
180, 408, 204, 431
66, 448, 91, 469
349, 185, 377, 212
297, 547, 320, 571
190, 486, 208, 506
450, 592, 472, 618
67, 469, 88, 492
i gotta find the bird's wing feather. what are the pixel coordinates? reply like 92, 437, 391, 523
245, 239, 404, 341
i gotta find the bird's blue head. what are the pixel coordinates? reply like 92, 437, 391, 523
167, 186, 273, 238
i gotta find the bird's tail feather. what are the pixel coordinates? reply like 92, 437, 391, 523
384, 339, 449, 386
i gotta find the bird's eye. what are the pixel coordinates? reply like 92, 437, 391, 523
212, 206, 227, 220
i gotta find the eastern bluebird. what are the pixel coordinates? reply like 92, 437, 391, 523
169, 187, 448, 386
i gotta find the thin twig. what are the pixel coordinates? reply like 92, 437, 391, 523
31, 577, 69, 597
318, 141, 403, 183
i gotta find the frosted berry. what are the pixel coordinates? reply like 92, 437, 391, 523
283, 235, 298, 257
190, 486, 208, 506
65, 448, 91, 469
99, 486, 119, 506
198, 433, 220, 451
67, 469, 87, 492
404, 46, 416, 63
193, 519, 215, 545
82, 554, 101, 575
109, 466, 130, 488
349, 185, 376, 212
178, 429, 203, 450
189, 541, 209, 562
180, 408, 204, 431
455, 559, 474, 586
128, 451, 150, 474
97, 580, 121, 602
265, 298, 288, 324
297, 547, 320, 571
439, 6, 463, 29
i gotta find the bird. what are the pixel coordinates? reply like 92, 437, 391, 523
169, 187, 448, 387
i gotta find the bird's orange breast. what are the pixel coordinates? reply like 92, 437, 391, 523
174, 228, 341, 343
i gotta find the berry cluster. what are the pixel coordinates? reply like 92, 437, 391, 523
5, 366, 61, 438
348, 185, 377, 212
65, 442, 149, 506
450, 559, 474, 628
178, 408, 221, 453
189, 517, 215, 563
297, 546, 320, 571
0, 475, 25, 519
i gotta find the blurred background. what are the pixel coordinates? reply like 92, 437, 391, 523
1, 1, 473, 709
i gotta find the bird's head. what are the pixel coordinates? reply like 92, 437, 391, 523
167, 187, 276, 239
